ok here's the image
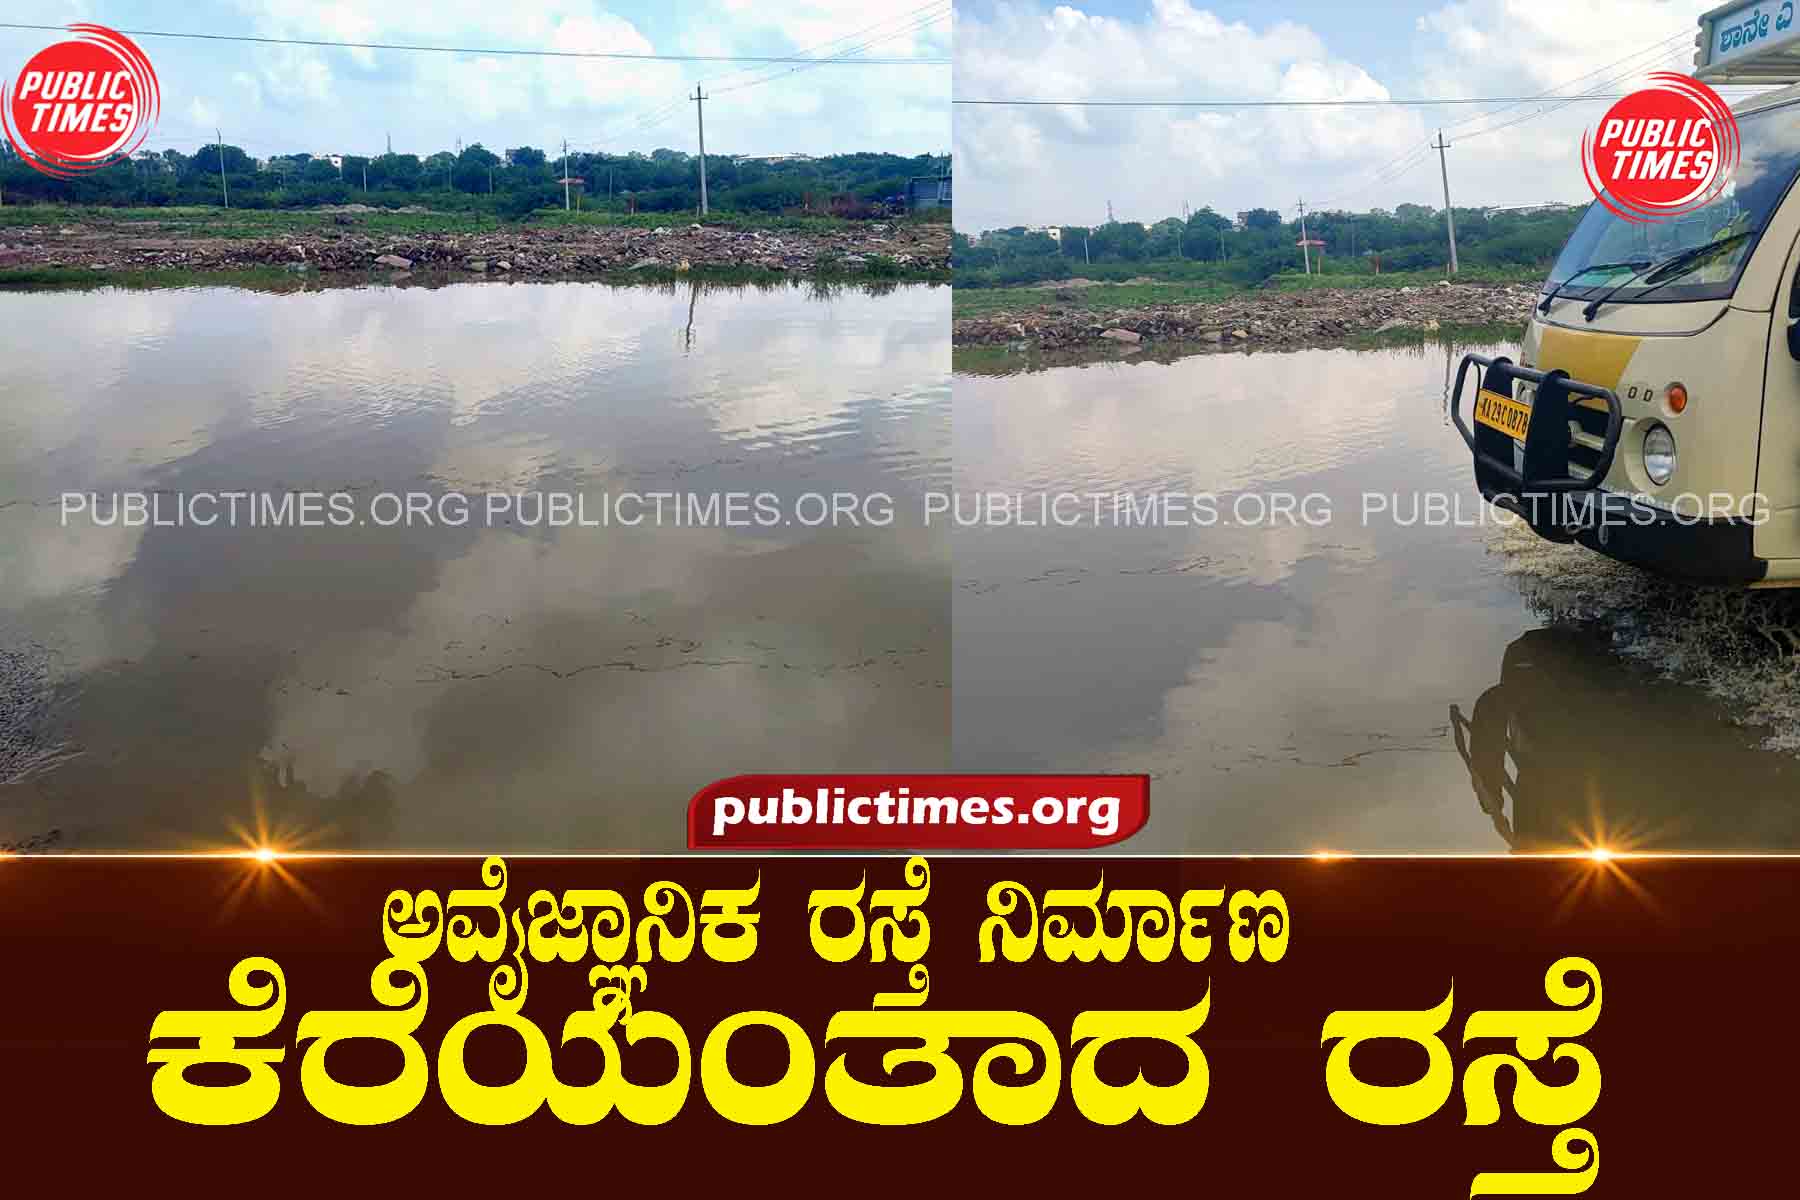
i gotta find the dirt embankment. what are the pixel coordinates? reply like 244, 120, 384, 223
0, 217, 951, 277
954, 280, 1540, 350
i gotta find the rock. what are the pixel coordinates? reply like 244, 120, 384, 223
690, 223, 702, 231
676, 259, 691, 272
1231, 328, 1250, 340
496, 260, 512, 271
652, 227, 670, 236
631, 257, 661, 270
1201, 329, 1224, 343
464, 258, 488, 272
290, 245, 308, 260
1423, 318, 1442, 332
1374, 317, 1410, 333
1100, 328, 1141, 344
0, 249, 23, 267
373, 254, 412, 269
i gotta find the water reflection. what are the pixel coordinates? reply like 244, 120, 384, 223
0, 280, 949, 851
953, 337, 1800, 852
1452, 627, 1800, 852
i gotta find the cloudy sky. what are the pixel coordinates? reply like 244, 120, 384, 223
955, 0, 1762, 232
0, 2, 950, 161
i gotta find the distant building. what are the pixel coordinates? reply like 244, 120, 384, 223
733, 152, 815, 165
318, 154, 344, 171
906, 174, 951, 210
1234, 211, 1251, 230
1024, 224, 1061, 243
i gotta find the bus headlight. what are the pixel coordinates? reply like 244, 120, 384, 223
1643, 423, 1676, 486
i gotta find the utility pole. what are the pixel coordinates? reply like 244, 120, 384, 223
692, 87, 709, 217
216, 128, 229, 208
362, 161, 367, 192
1433, 129, 1459, 275
562, 138, 570, 211
1083, 231, 1090, 266
1297, 197, 1310, 275
386, 132, 391, 156
1106, 199, 1114, 223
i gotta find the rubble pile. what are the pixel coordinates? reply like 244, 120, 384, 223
0, 216, 952, 277
954, 280, 1541, 349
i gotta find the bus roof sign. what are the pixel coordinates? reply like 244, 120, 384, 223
1696, 1, 1800, 82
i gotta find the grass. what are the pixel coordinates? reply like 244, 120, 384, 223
0, 202, 915, 239
0, 262, 947, 293
0, 203, 507, 238
952, 266, 1543, 318
0, 264, 311, 291
1267, 264, 1545, 290
1344, 320, 1524, 349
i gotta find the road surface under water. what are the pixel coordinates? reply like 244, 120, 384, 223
953, 340, 1800, 854
0, 280, 950, 850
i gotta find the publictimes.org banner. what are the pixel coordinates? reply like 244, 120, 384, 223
0, 848, 1788, 1191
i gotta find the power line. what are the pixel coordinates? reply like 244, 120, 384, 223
0, 21, 949, 65
1441, 32, 1690, 132
953, 89, 1762, 108
711, 4, 949, 96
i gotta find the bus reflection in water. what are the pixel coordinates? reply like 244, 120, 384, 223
1451, 628, 1800, 852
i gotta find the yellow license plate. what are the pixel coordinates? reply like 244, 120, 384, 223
1474, 387, 1532, 440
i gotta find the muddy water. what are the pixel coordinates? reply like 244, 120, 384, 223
953, 341, 1800, 853
0, 280, 949, 850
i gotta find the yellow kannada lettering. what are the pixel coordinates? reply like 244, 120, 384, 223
1470, 1128, 1599, 1196
699, 872, 762, 964
700, 1010, 816, 1125
1069, 990, 1212, 1125
977, 881, 1038, 963
146, 956, 287, 1126
548, 965, 692, 1125
1462, 957, 1601, 1127
1321, 984, 1456, 1125
294, 958, 430, 1125
823, 1006, 1061, 1126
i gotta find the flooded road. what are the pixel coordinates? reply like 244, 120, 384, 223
0, 280, 949, 850
953, 341, 1800, 854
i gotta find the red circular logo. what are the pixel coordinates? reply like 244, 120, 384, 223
1581, 72, 1739, 223
2, 24, 159, 178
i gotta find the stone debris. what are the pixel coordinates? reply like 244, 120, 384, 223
0, 213, 952, 278
955, 281, 1540, 350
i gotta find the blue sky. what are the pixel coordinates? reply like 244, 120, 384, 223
0, 2, 950, 161
955, 0, 1729, 231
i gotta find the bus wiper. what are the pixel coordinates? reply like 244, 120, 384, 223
1581, 230, 1756, 321
1538, 259, 1649, 314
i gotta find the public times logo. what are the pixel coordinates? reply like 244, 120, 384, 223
1580, 72, 1740, 223
2, 24, 160, 178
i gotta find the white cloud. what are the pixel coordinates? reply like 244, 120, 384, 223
955, 0, 1730, 232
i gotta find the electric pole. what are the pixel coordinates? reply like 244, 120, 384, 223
1433, 129, 1459, 275
693, 87, 709, 217
1297, 197, 1310, 275
386, 132, 391, 156
362, 161, 367, 192
216, 128, 229, 208
1106, 199, 1114, 223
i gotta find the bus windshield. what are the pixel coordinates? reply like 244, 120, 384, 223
1545, 99, 1800, 305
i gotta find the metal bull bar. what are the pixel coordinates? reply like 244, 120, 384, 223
1451, 353, 1624, 496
